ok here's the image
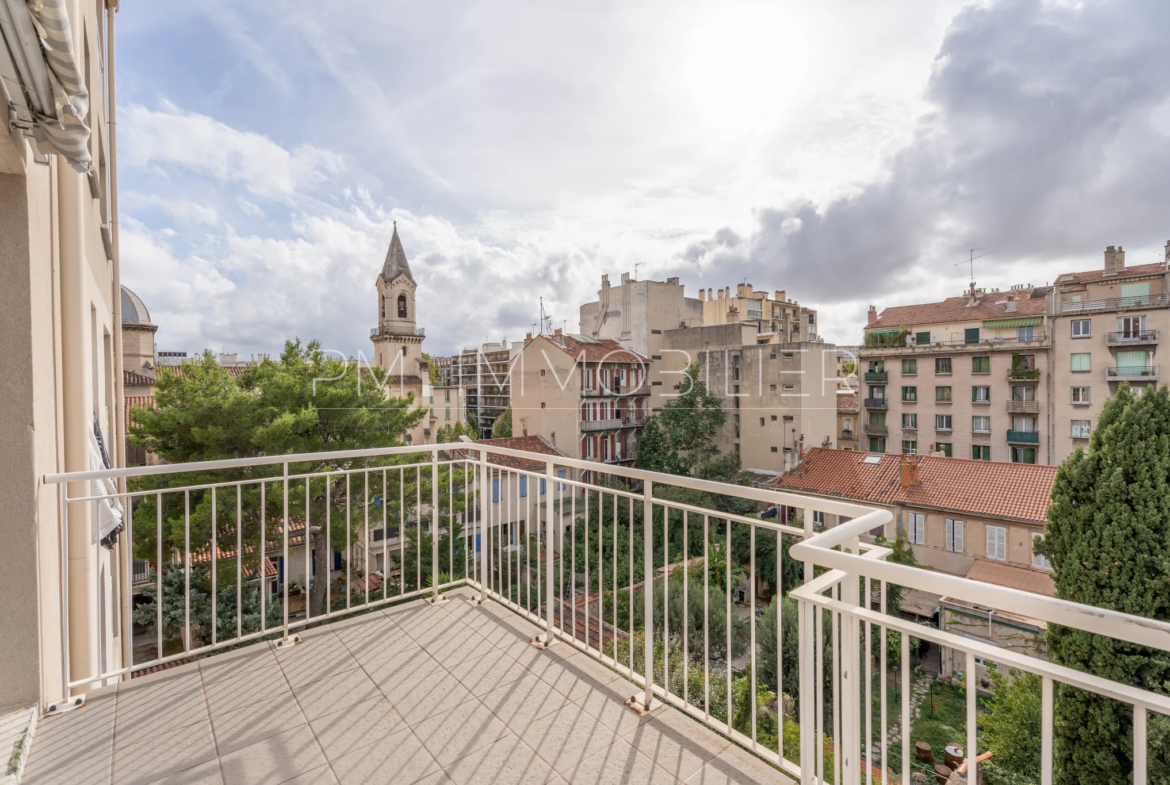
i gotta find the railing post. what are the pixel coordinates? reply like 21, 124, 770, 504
276, 460, 301, 648
639, 479, 655, 711
798, 599, 814, 785
429, 449, 447, 605
535, 460, 556, 647
477, 448, 490, 605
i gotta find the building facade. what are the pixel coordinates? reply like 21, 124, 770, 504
699, 283, 819, 344
837, 392, 859, 451
511, 331, 649, 468
861, 283, 1052, 463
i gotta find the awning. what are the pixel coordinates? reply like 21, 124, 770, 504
982, 316, 1042, 329
0, 0, 91, 171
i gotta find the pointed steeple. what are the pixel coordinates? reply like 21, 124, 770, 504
380, 221, 415, 284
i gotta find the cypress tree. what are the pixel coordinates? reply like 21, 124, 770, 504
1041, 384, 1170, 784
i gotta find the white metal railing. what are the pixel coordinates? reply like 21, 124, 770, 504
43, 443, 1170, 783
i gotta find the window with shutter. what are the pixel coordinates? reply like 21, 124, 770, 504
987, 526, 1006, 560
1032, 533, 1052, 570
945, 519, 964, 552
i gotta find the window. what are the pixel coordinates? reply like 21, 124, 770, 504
812, 510, 824, 527
539, 477, 547, 495
492, 479, 500, 504
972, 445, 991, 460
987, 525, 1007, 560
972, 386, 990, 403
1117, 315, 1144, 339
906, 513, 925, 545
1121, 282, 1150, 305
1071, 419, 1091, 439
540, 402, 546, 409
902, 386, 917, 402
868, 438, 886, 452
902, 359, 917, 375
397, 294, 407, 318
869, 360, 885, 373
1071, 353, 1091, 372
936, 442, 953, 457
1117, 350, 1149, 371
972, 356, 991, 374
1012, 385, 1035, 402
972, 416, 991, 433
935, 414, 952, 431
964, 328, 980, 344
946, 519, 964, 552
771, 415, 778, 421
1011, 446, 1036, 464
1032, 533, 1052, 570
760, 417, 765, 426
519, 476, 528, 498
915, 331, 931, 345
869, 385, 886, 400
902, 440, 917, 454
770, 384, 777, 392
1071, 386, 1090, 404
902, 413, 918, 428
1071, 319, 1091, 338
445, 407, 451, 421
770, 446, 778, 453
1012, 416, 1037, 432
935, 357, 952, 374
935, 386, 952, 402
869, 411, 886, 426
1018, 326, 1036, 342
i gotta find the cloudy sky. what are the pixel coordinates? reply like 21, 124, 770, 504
116, 0, 1170, 358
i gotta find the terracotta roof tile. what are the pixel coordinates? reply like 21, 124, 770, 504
125, 395, 156, 432
965, 560, 1055, 597
869, 290, 1046, 330
1054, 261, 1167, 286
450, 435, 569, 471
157, 365, 248, 378
774, 448, 1057, 523
124, 370, 155, 386
536, 334, 647, 364
837, 393, 859, 413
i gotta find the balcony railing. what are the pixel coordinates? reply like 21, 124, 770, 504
1106, 329, 1159, 346
863, 397, 887, 410
1007, 367, 1041, 381
863, 371, 887, 382
1108, 365, 1159, 380
1007, 429, 1040, 444
862, 423, 888, 436
39, 442, 1170, 785
370, 324, 426, 338
840, 429, 854, 440
1007, 399, 1040, 414
1059, 293, 1170, 314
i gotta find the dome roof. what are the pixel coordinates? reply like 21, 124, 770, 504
121, 286, 153, 325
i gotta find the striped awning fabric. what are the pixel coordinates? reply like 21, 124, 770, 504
982, 316, 1042, 329
0, 0, 91, 171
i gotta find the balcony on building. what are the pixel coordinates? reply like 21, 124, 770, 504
863, 370, 887, 383
863, 397, 888, 410
1006, 367, 1041, 382
862, 423, 888, 437
1006, 429, 1041, 444
1105, 329, 1159, 347
371, 323, 427, 338
1107, 365, 1159, 381
1006, 400, 1040, 414
1059, 293, 1170, 315
24, 442, 1170, 785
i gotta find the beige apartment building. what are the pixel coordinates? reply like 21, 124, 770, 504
655, 323, 838, 472
451, 340, 516, 437
862, 283, 1052, 463
1048, 243, 1170, 462
1, 0, 123, 709
511, 331, 649, 469
700, 283, 819, 344
837, 391, 859, 451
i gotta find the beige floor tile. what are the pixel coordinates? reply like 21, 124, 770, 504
328, 727, 441, 785
447, 648, 531, 697
409, 702, 510, 767
622, 709, 729, 782
381, 667, 476, 726
218, 724, 328, 785
211, 690, 307, 756
112, 718, 219, 785
683, 743, 795, 785
272, 631, 359, 689
476, 674, 573, 728
291, 666, 381, 722
310, 696, 405, 761
560, 739, 680, 785
516, 704, 622, 775
443, 732, 557, 785
146, 758, 225, 784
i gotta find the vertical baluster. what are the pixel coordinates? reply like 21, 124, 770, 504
430, 453, 439, 603
236, 485, 242, 641
260, 483, 267, 633
543, 462, 555, 643
383, 469, 389, 601
325, 476, 331, 613
347, 472, 353, 609
832, 587, 840, 785
449, 458, 454, 584
124, 494, 133, 669
399, 467, 405, 599
798, 599, 813, 785
683, 511, 689, 708
816, 600, 825, 785
901, 631, 910, 784
777, 528, 784, 763
282, 464, 291, 637
880, 581, 887, 784
415, 466, 421, 596
642, 480, 654, 711
866, 576, 873, 784
1135, 704, 1148, 785
557, 467, 564, 635
211, 486, 217, 646
569, 471, 576, 631
306, 478, 313, 619
704, 513, 710, 722
60, 483, 71, 696
750, 523, 757, 748
1041, 676, 1053, 785
612, 492, 617, 661
628, 495, 634, 675
726, 517, 733, 733
156, 491, 165, 658
365, 470, 371, 607
479, 450, 490, 604
184, 489, 191, 653
664, 502, 670, 695
584, 487, 590, 650
966, 651, 977, 785
598, 490, 603, 647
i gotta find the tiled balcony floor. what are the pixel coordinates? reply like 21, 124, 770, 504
22, 589, 794, 785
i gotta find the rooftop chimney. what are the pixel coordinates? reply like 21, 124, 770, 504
775, 290, 785, 302
699, 289, 707, 302
718, 288, 725, 300
1104, 245, 1126, 276
736, 283, 746, 298
900, 455, 920, 487
867, 305, 877, 326
554, 328, 563, 336
744, 283, 753, 298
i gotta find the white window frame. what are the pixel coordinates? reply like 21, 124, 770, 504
1071, 319, 1091, 338
946, 519, 964, 553
935, 414, 952, 431
1071, 420, 1091, 439
972, 416, 991, 434
1070, 386, 1091, 404
812, 510, 825, 527
987, 525, 1007, 560
1032, 533, 1052, 571
907, 512, 925, 545
902, 413, 917, 428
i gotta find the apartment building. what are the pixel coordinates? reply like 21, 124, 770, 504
861, 283, 1052, 463
654, 323, 838, 472
1048, 243, 1170, 462
837, 391, 859, 451
452, 341, 516, 437
1, 0, 122, 708
511, 331, 649, 468
699, 283, 820, 344
775, 448, 1057, 676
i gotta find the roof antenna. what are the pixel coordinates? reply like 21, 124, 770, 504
955, 248, 997, 290
633, 263, 641, 280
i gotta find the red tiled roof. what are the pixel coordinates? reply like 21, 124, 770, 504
125, 369, 155, 386
869, 290, 1046, 331
450, 435, 569, 471
774, 448, 1057, 524
157, 364, 248, 378
1054, 261, 1167, 286
536, 334, 646, 364
125, 395, 156, 432
837, 393, 859, 414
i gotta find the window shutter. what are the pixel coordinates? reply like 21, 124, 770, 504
954, 520, 964, 552
917, 515, 925, 545
492, 479, 500, 503
946, 519, 954, 551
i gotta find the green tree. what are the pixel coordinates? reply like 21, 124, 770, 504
491, 406, 513, 438
1039, 384, 1170, 784
127, 342, 465, 626
636, 363, 727, 476
436, 418, 476, 443
981, 665, 1042, 781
